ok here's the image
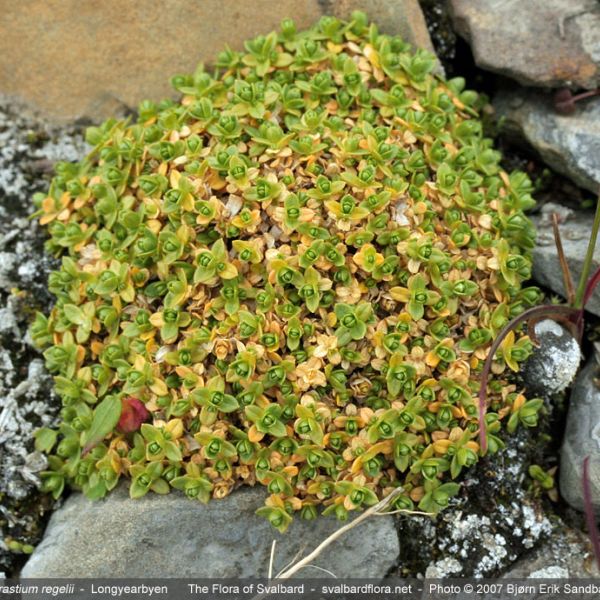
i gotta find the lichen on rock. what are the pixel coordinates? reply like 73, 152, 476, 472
521, 319, 581, 396
396, 428, 554, 577
0, 97, 87, 576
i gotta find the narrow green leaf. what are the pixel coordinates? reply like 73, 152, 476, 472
82, 395, 122, 452
164, 441, 183, 462
130, 480, 150, 499
151, 478, 171, 494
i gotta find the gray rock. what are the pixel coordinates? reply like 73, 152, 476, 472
530, 204, 600, 316
449, 0, 600, 89
0, 98, 83, 576
501, 526, 598, 579
21, 484, 399, 578
521, 319, 581, 396
495, 90, 600, 193
396, 429, 553, 578
560, 349, 600, 512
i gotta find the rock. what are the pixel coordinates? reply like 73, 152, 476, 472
530, 203, 600, 316
395, 429, 553, 578
0, 98, 84, 577
501, 526, 598, 578
449, 0, 600, 89
495, 90, 600, 194
521, 319, 582, 397
418, 0, 458, 70
0, 0, 435, 122
560, 349, 600, 513
21, 484, 399, 578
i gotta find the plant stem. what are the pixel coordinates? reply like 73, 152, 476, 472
251, 487, 405, 600
572, 89, 600, 104
275, 487, 403, 580
574, 190, 600, 309
552, 212, 575, 305
477, 304, 581, 453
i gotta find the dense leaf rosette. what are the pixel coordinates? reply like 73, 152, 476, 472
32, 12, 540, 529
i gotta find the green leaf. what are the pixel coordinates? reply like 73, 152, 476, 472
407, 300, 424, 320
336, 328, 352, 346
151, 478, 171, 494
507, 412, 519, 433
140, 424, 161, 442
63, 303, 85, 325
267, 420, 287, 438
306, 291, 320, 313
164, 441, 183, 462
84, 480, 108, 500
170, 475, 194, 491
245, 405, 263, 422
54, 376, 80, 397
82, 395, 122, 451
161, 322, 179, 343
130, 479, 150, 499
218, 395, 239, 413
256, 506, 293, 533
34, 427, 58, 453
95, 273, 119, 295
350, 321, 367, 340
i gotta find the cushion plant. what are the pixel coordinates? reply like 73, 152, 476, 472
31, 12, 540, 531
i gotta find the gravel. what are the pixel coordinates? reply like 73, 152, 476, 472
0, 96, 87, 576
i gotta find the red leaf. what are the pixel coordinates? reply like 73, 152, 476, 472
117, 396, 149, 433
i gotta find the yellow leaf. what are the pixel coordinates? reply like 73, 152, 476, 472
389, 286, 410, 302
166, 418, 183, 439
150, 378, 168, 396
149, 313, 164, 327
433, 439, 451, 454
248, 425, 264, 443
220, 263, 239, 279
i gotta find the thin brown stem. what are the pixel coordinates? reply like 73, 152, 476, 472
571, 89, 600, 103
252, 487, 404, 600
552, 212, 575, 305
477, 304, 581, 453
276, 487, 403, 580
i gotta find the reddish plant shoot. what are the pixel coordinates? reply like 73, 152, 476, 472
117, 396, 150, 433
